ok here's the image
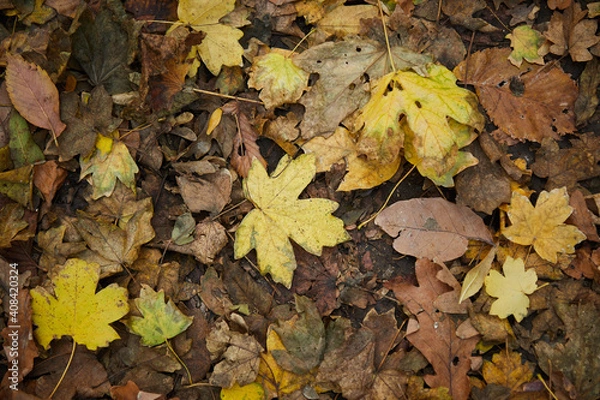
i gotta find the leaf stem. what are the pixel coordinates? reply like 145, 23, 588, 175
165, 338, 193, 385
289, 28, 316, 57
49, 339, 77, 399
191, 88, 264, 105
357, 164, 416, 229
377, 0, 396, 72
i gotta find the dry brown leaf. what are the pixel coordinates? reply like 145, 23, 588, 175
5, 54, 66, 140
454, 48, 577, 142
168, 219, 228, 264
543, 3, 600, 62
176, 169, 232, 215
375, 197, 493, 263
33, 161, 68, 206
385, 259, 479, 400
567, 190, 600, 242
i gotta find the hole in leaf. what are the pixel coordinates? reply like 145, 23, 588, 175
497, 80, 507, 87
452, 357, 460, 366
356, 46, 362, 52
415, 101, 422, 108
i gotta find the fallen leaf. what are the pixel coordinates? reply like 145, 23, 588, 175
175, 0, 244, 75
5, 54, 65, 139
502, 187, 586, 263
459, 246, 497, 303
206, 320, 263, 388
176, 168, 232, 215
314, 4, 378, 42
506, 25, 545, 66
234, 154, 350, 288
171, 212, 195, 245
221, 382, 265, 400
302, 126, 401, 191
8, 110, 44, 167
575, 57, 600, 125
79, 132, 139, 200
0, 165, 33, 208
385, 259, 479, 400
484, 256, 538, 322
248, 48, 309, 109
454, 47, 577, 142
30, 258, 129, 350
33, 161, 68, 205
0, 203, 32, 248
543, 2, 600, 62
375, 197, 493, 263
482, 351, 535, 392
442, 0, 499, 32
125, 285, 193, 347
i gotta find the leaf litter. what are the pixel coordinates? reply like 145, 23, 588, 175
1, 0, 599, 399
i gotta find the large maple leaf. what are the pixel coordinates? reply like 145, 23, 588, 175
30, 258, 129, 350
502, 187, 586, 263
234, 154, 350, 288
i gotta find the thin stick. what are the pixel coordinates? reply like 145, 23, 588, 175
377, 0, 396, 72
191, 88, 264, 105
49, 340, 77, 398
165, 338, 193, 385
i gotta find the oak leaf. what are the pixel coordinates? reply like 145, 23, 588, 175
454, 48, 577, 142
175, 0, 244, 75
484, 256, 538, 322
248, 48, 309, 109
79, 132, 139, 200
375, 197, 493, 263
30, 258, 129, 350
506, 25, 545, 66
125, 285, 193, 347
234, 154, 350, 288
502, 187, 586, 262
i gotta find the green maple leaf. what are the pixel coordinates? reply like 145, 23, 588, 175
80, 132, 138, 199
125, 285, 193, 347
234, 154, 350, 288
30, 258, 129, 350
506, 25, 545, 67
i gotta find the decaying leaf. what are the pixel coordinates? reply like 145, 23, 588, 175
454, 47, 577, 142
125, 285, 193, 347
30, 258, 129, 350
0, 203, 32, 248
502, 187, 586, 262
482, 351, 535, 392
375, 197, 493, 263
485, 256, 538, 322
506, 25, 545, 66
234, 154, 350, 288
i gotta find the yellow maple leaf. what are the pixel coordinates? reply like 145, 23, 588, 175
79, 132, 139, 200
502, 187, 586, 262
175, 0, 244, 76
354, 63, 484, 186
234, 154, 350, 287
506, 25, 545, 67
303, 127, 401, 191
485, 256, 538, 322
30, 258, 129, 350
248, 49, 309, 109
482, 351, 534, 392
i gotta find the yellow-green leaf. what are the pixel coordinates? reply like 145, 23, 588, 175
248, 49, 309, 109
79, 132, 139, 200
506, 25, 545, 67
176, 0, 244, 76
459, 246, 497, 303
234, 154, 350, 288
125, 285, 193, 347
484, 256, 538, 322
502, 187, 586, 263
30, 258, 129, 350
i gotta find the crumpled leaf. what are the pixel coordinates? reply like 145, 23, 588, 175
175, 0, 244, 76
234, 154, 350, 288
294, 38, 432, 138
79, 132, 139, 200
375, 197, 493, 263
354, 63, 484, 186
543, 2, 600, 62
5, 54, 66, 139
385, 259, 479, 400
30, 258, 129, 350
454, 47, 577, 142
125, 285, 193, 347
0, 203, 33, 248
248, 48, 309, 109
482, 351, 535, 392
502, 187, 586, 263
484, 256, 538, 322
302, 127, 401, 191
206, 320, 263, 388
506, 25, 545, 66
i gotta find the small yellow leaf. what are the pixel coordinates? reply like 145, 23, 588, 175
207, 107, 223, 136
482, 351, 534, 391
484, 256, 538, 322
506, 25, 545, 67
234, 154, 350, 287
30, 258, 129, 350
220, 382, 265, 400
459, 246, 497, 303
248, 49, 309, 109
502, 187, 586, 262
79, 132, 139, 200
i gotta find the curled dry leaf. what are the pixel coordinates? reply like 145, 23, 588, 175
375, 197, 493, 263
